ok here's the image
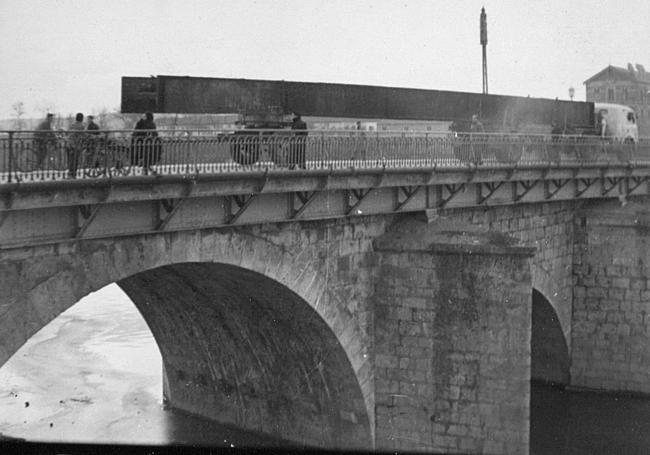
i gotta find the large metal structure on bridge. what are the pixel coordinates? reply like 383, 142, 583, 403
121, 75, 594, 133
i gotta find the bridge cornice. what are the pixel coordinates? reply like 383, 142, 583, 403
1, 163, 649, 250
1, 163, 647, 211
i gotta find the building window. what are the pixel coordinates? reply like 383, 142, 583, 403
623, 88, 628, 101
608, 88, 615, 102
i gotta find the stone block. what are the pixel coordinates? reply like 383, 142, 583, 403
376, 378, 400, 394
398, 321, 422, 337
412, 309, 435, 322
399, 381, 418, 395
586, 287, 607, 298
612, 277, 631, 288
375, 354, 399, 369
459, 437, 480, 451
447, 424, 469, 436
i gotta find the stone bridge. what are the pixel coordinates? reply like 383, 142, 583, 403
2, 195, 649, 453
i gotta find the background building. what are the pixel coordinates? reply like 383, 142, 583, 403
584, 64, 650, 136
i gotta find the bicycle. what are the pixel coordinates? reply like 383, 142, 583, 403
81, 136, 132, 178
9, 132, 68, 179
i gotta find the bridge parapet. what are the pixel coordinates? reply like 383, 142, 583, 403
1, 130, 649, 183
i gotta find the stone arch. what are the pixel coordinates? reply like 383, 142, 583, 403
531, 288, 570, 385
0, 224, 376, 448
119, 262, 370, 448
530, 263, 572, 349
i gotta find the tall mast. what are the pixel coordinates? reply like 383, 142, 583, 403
480, 7, 488, 95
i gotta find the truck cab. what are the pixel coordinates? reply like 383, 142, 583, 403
595, 103, 638, 143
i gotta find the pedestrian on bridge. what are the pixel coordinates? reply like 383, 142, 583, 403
67, 113, 85, 178
34, 113, 56, 169
290, 113, 307, 169
470, 114, 486, 165
131, 112, 160, 175
84, 115, 102, 165
470, 114, 484, 133
86, 115, 100, 134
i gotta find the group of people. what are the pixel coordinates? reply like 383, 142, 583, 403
34, 112, 98, 174
33, 110, 311, 175
33, 111, 160, 177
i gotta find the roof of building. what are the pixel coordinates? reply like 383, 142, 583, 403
584, 64, 650, 85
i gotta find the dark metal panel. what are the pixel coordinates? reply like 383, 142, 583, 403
121, 77, 159, 113
120, 75, 596, 132
159, 76, 286, 114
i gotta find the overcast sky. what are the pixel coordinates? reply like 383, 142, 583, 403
1, 0, 648, 120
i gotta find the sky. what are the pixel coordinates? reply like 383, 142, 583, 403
0, 0, 648, 120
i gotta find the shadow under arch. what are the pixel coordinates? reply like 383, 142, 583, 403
531, 288, 570, 386
118, 261, 371, 450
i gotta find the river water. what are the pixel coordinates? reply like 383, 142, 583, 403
0, 284, 278, 449
0, 284, 648, 453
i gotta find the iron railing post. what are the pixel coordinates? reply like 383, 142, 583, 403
102, 131, 110, 178
185, 130, 192, 174
7, 131, 14, 183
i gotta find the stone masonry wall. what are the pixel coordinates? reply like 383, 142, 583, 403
432, 201, 578, 350
372, 219, 534, 454
0, 216, 390, 449
571, 199, 650, 394
5, 193, 649, 448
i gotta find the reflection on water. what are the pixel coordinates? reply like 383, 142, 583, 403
530, 382, 650, 455
1, 284, 649, 453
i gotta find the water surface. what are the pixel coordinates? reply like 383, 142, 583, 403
0, 284, 277, 448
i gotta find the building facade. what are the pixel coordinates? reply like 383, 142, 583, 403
584, 64, 650, 136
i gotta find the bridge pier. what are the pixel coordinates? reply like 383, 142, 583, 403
572, 199, 650, 394
371, 219, 535, 454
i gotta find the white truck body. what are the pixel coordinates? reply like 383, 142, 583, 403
595, 102, 639, 142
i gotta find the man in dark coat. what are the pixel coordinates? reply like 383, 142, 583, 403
86, 115, 100, 134
34, 113, 56, 169
290, 113, 307, 169
132, 112, 161, 173
67, 112, 85, 178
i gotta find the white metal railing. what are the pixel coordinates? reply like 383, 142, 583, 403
1, 129, 649, 183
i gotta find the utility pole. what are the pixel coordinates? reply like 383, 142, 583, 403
480, 7, 488, 95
